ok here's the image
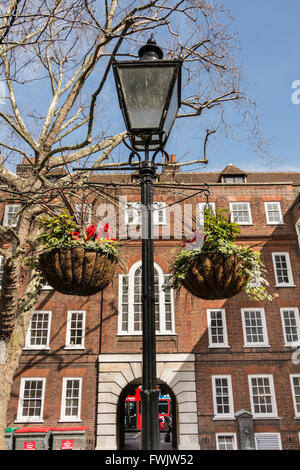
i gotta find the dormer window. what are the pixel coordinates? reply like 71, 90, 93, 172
219, 164, 247, 184
222, 175, 246, 184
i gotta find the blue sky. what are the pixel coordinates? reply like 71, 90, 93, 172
1, 1, 299, 175
167, 0, 300, 173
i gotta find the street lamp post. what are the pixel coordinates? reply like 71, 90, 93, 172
113, 35, 182, 450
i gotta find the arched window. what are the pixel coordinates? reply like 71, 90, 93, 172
118, 261, 175, 335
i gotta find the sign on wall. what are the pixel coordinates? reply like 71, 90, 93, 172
61, 439, 74, 450
24, 441, 36, 450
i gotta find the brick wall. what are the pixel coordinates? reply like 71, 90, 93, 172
4, 171, 300, 450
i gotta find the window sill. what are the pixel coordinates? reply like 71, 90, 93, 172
15, 419, 44, 424
63, 346, 85, 350
234, 223, 254, 226
275, 284, 296, 288
23, 347, 50, 351
125, 223, 167, 227
243, 344, 271, 348
208, 345, 230, 349
116, 332, 177, 337
266, 223, 285, 226
252, 416, 280, 420
58, 419, 82, 423
213, 416, 236, 421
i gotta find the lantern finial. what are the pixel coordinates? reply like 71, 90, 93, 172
138, 34, 163, 61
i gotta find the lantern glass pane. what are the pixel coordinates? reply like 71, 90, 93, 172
163, 76, 179, 137
117, 65, 174, 130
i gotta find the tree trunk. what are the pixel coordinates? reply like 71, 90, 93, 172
0, 284, 41, 450
0, 323, 26, 449
0, 209, 42, 449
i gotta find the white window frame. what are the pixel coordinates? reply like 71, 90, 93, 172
272, 252, 295, 287
216, 433, 237, 450
212, 375, 235, 419
24, 310, 52, 350
223, 176, 246, 184
241, 308, 269, 347
229, 202, 252, 225
207, 309, 229, 348
153, 202, 167, 225
0, 255, 3, 288
124, 201, 167, 226
118, 261, 175, 336
264, 201, 283, 225
280, 308, 300, 347
124, 202, 141, 225
16, 377, 46, 423
59, 377, 82, 422
65, 310, 86, 349
290, 374, 300, 418
254, 433, 282, 450
198, 202, 216, 228
248, 374, 278, 418
3, 204, 20, 227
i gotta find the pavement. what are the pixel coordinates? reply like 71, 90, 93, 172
124, 432, 174, 450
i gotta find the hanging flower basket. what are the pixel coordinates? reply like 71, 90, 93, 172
165, 209, 277, 301
39, 247, 117, 296
36, 210, 121, 296
182, 252, 250, 300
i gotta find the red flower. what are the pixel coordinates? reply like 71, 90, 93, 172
86, 225, 96, 240
70, 231, 81, 240
103, 223, 109, 233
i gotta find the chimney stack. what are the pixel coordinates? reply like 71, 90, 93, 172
160, 153, 178, 182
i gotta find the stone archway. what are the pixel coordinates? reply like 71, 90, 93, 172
117, 379, 140, 450
117, 379, 177, 450
95, 353, 200, 450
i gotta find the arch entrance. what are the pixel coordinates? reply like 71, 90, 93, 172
95, 353, 200, 450
117, 380, 177, 450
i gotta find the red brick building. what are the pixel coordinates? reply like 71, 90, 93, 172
3, 162, 300, 450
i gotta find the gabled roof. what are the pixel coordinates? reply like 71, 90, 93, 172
220, 164, 247, 176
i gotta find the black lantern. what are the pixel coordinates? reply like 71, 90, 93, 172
113, 35, 182, 151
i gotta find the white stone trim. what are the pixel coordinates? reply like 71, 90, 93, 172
98, 353, 195, 363
96, 353, 200, 450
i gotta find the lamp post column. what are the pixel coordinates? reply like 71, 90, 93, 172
139, 149, 160, 451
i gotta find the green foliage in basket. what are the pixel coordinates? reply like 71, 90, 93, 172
37, 209, 120, 259
166, 209, 277, 301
